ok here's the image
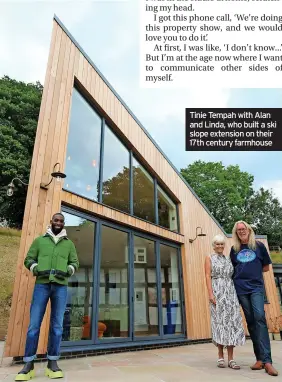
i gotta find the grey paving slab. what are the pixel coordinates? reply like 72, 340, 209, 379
0, 340, 281, 381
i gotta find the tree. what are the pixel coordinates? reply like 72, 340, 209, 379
102, 166, 130, 213
245, 188, 282, 247
181, 161, 254, 233
102, 165, 155, 222
180, 161, 282, 245
0, 76, 43, 228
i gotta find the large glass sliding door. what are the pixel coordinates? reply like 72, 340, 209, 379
160, 244, 183, 336
61, 207, 185, 347
98, 225, 130, 340
133, 236, 159, 338
62, 211, 96, 344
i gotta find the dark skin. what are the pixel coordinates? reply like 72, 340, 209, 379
50, 213, 65, 235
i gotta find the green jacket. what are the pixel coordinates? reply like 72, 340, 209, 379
24, 233, 79, 285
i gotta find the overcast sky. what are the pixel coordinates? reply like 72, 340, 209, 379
1, 0, 281, 202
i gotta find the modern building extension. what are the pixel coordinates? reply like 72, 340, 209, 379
4, 16, 281, 359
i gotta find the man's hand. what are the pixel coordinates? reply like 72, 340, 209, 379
67, 265, 75, 276
30, 263, 38, 276
209, 294, 216, 305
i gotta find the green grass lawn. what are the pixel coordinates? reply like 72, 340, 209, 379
0, 229, 20, 300
270, 251, 282, 264
0, 228, 21, 339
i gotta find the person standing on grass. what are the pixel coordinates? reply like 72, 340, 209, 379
15, 213, 79, 381
230, 221, 278, 377
205, 234, 245, 370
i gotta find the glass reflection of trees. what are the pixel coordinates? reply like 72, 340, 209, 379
62, 213, 95, 342
102, 166, 130, 213
64, 89, 178, 231
65, 89, 101, 201
102, 165, 156, 223
133, 159, 155, 223
102, 125, 130, 213
158, 186, 178, 232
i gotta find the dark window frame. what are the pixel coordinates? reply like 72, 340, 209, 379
101, 122, 131, 214
63, 85, 180, 233
157, 184, 179, 232
64, 87, 103, 202
132, 155, 155, 224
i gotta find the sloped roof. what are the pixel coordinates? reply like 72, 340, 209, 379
53, 15, 267, 240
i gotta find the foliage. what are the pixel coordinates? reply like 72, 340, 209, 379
102, 165, 155, 222
245, 188, 282, 246
0, 227, 21, 237
0, 76, 43, 228
70, 298, 84, 327
102, 166, 130, 212
78, 219, 95, 227
0, 231, 20, 303
181, 161, 254, 233
181, 161, 282, 245
270, 251, 282, 264
0, 229, 21, 338
1, 77, 282, 247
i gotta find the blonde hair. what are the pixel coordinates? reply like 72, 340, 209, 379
232, 220, 256, 252
212, 234, 225, 248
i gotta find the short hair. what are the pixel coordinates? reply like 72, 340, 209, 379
52, 212, 65, 220
212, 234, 225, 247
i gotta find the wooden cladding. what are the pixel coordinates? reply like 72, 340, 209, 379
5, 19, 281, 357
256, 238, 281, 333
5, 24, 77, 358
62, 191, 184, 244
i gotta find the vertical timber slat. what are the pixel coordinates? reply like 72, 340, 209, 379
4, 21, 59, 359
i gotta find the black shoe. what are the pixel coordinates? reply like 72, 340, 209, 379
47, 360, 62, 372
15, 361, 35, 381
45, 360, 63, 379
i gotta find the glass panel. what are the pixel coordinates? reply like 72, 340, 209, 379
157, 186, 178, 232
98, 225, 129, 339
102, 125, 130, 213
62, 212, 95, 342
133, 236, 158, 337
160, 244, 182, 335
133, 157, 155, 223
64, 89, 102, 200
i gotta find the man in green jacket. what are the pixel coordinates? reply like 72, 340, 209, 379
15, 213, 79, 381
